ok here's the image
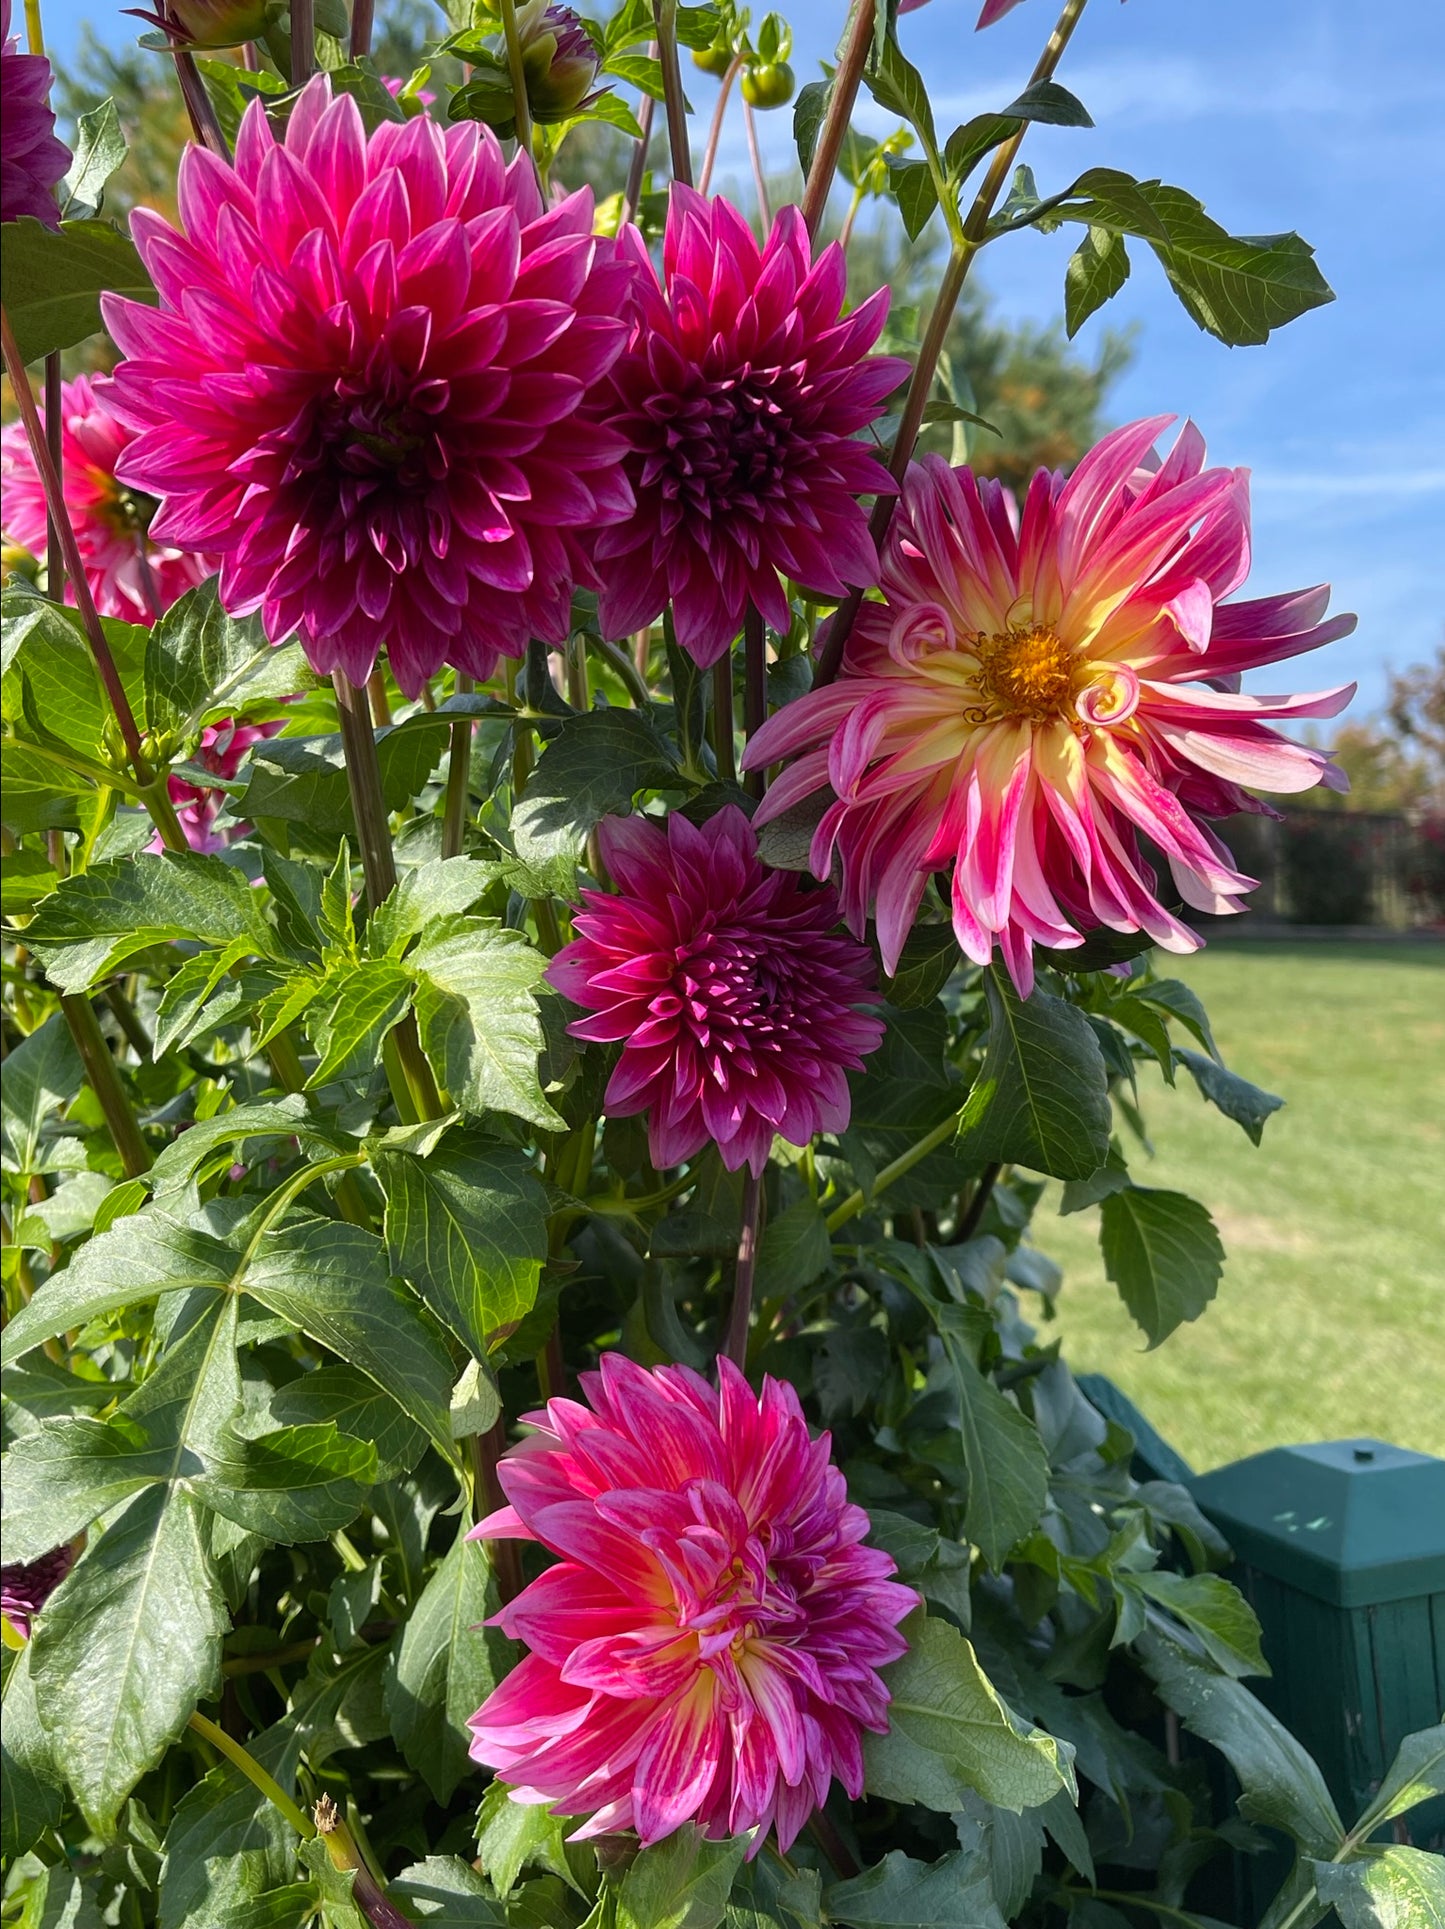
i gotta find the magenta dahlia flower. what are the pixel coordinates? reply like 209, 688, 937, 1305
1, 1544, 74, 1638
744, 417, 1356, 996
591, 186, 908, 668
547, 806, 885, 1176
101, 76, 634, 697
149, 716, 285, 853
0, 0, 69, 226
1, 375, 215, 624
468, 1354, 916, 1850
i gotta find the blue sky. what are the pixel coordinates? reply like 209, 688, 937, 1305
40, 0, 1445, 713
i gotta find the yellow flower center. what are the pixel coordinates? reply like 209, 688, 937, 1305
971, 624, 1076, 723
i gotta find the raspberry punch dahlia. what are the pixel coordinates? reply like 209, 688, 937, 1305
1, 374, 214, 622
100, 76, 634, 695
0, 0, 69, 226
468, 1354, 916, 1849
546, 806, 885, 1177
592, 185, 908, 667
744, 417, 1356, 994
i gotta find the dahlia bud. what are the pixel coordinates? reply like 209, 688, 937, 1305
127, 0, 273, 48
515, 0, 603, 122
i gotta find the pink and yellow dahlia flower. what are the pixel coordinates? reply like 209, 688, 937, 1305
546, 806, 885, 1177
154, 716, 285, 853
592, 186, 908, 668
1, 374, 215, 624
743, 417, 1356, 995
468, 1354, 916, 1850
101, 76, 634, 696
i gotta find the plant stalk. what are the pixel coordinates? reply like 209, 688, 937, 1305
188, 1712, 314, 1838
812, 0, 1091, 686
955, 1160, 1001, 1241
497, 0, 535, 168
799, 0, 875, 238
588, 631, 652, 709
349, 0, 374, 57
172, 48, 230, 158
655, 0, 693, 186
742, 96, 771, 228
1, 307, 189, 853
722, 1167, 762, 1368
826, 1105, 966, 1233
442, 673, 474, 859
697, 52, 743, 195
711, 656, 737, 783
43, 353, 64, 598
290, 0, 314, 83
473, 1423, 524, 1601
742, 607, 766, 797
312, 1796, 414, 1929
61, 995, 151, 1178
622, 47, 658, 223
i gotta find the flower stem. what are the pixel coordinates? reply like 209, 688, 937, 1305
588, 632, 652, 709
22, 0, 42, 53
497, 0, 535, 168
472, 1423, 524, 1601
312, 1796, 414, 1929
812, 0, 1091, 687
742, 607, 767, 798
799, 0, 875, 239
622, 48, 658, 223
722, 1167, 762, 1369
825, 1105, 966, 1233
172, 49, 230, 159
0, 307, 189, 854
955, 1160, 1001, 1241
655, 0, 693, 186
697, 53, 743, 195
43, 353, 63, 598
188, 1712, 314, 1839
290, 0, 313, 83
61, 995, 151, 1179
711, 657, 737, 783
331, 672, 444, 1120
742, 96, 771, 229
442, 673, 473, 859
349, 0, 374, 57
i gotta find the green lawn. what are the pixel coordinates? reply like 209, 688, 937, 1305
1038, 939, 1445, 1470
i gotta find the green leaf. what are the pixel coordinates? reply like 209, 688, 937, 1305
888, 159, 938, 242
377, 1131, 549, 1359
384, 1526, 514, 1803
151, 938, 256, 1058
59, 98, 127, 219
1060, 168, 1334, 346
4, 580, 145, 760
2, 1415, 180, 1562
865, 35, 935, 146
1134, 977, 1219, 1058
0, 216, 155, 364
30, 1483, 228, 1835
392, 1856, 512, 1925
189, 1420, 378, 1544
1099, 1186, 1224, 1347
411, 915, 563, 1130
793, 78, 831, 175
148, 1095, 352, 1193
0, 1010, 84, 1175
1313, 1849, 1445, 1929
269, 1366, 426, 1483
725, 1861, 823, 1929
369, 855, 500, 956
755, 1197, 832, 1295
22, 853, 278, 994
674, 4, 723, 49
569, 90, 645, 139
231, 721, 448, 832
142, 582, 273, 743
159, 1727, 303, 1929
512, 709, 681, 872
615, 1826, 751, 1929
1353, 1724, 1445, 1836
882, 926, 959, 1010
2, 1642, 65, 1860
1065, 225, 1131, 336
863, 1612, 1075, 1814
306, 960, 414, 1086
825, 1849, 1004, 1929
240, 1216, 457, 1454
1129, 1572, 1268, 1678
1058, 1144, 1130, 1214
943, 111, 1021, 180
946, 1337, 1050, 1570
1175, 1049, 1284, 1145
1140, 1629, 1344, 1855
473, 1782, 588, 1900
956, 965, 1111, 1180
1000, 78, 1093, 126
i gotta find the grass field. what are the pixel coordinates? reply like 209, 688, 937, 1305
1036, 939, 1445, 1470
